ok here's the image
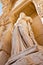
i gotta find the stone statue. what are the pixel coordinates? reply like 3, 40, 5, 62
5, 13, 43, 65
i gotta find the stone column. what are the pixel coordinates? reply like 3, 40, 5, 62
1, 0, 17, 17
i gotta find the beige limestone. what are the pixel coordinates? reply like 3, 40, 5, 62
0, 51, 9, 65
0, 0, 43, 65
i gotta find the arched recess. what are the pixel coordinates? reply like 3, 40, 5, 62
30, 1, 43, 46
9, 0, 43, 46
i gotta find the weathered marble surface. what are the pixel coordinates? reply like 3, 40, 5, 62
0, 23, 13, 65
5, 13, 43, 65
